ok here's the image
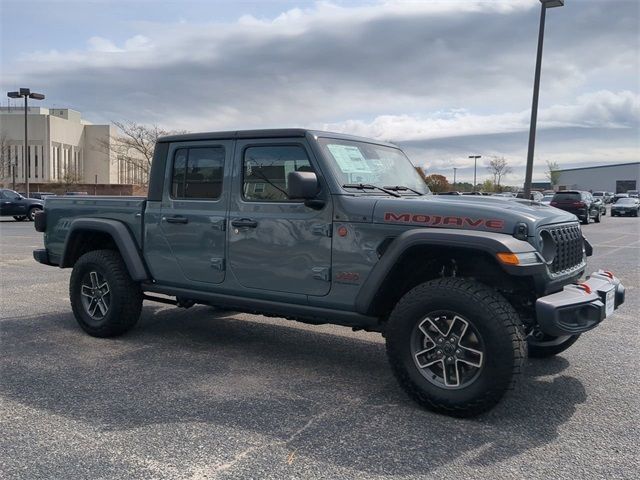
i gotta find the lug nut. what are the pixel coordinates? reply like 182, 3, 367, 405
447, 357, 454, 362
456, 349, 461, 355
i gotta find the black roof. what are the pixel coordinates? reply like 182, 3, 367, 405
157, 128, 398, 147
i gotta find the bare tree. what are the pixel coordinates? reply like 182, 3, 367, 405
0, 132, 12, 183
545, 160, 561, 187
486, 156, 512, 188
56, 170, 83, 190
99, 121, 186, 186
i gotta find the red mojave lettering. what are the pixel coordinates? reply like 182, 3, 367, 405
384, 212, 504, 230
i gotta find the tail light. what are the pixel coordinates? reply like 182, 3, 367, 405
573, 201, 586, 207
550, 201, 558, 206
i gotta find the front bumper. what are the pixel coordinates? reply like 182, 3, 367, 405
33, 248, 56, 266
536, 270, 625, 336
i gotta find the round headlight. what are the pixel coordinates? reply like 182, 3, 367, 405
539, 230, 556, 263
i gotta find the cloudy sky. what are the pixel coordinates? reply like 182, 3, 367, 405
1, 0, 638, 184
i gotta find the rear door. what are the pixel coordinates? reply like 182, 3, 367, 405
159, 141, 232, 285
227, 139, 333, 296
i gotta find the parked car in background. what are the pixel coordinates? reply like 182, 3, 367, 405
541, 194, 554, 205
613, 193, 629, 204
550, 190, 601, 224
492, 192, 516, 198
593, 191, 608, 203
65, 192, 89, 196
611, 197, 640, 217
627, 190, 639, 198
516, 191, 544, 202
592, 197, 607, 216
0, 189, 44, 221
438, 191, 461, 195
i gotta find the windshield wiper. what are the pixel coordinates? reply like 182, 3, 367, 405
383, 185, 424, 196
342, 183, 401, 197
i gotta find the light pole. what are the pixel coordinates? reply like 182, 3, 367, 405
523, 0, 564, 198
453, 167, 458, 190
469, 155, 481, 192
7, 88, 45, 197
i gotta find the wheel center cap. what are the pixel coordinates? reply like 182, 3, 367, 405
443, 343, 455, 355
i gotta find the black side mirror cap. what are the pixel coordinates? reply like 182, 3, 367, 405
288, 171, 319, 200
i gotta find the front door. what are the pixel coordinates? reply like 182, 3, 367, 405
228, 140, 333, 296
0, 190, 27, 216
159, 141, 232, 285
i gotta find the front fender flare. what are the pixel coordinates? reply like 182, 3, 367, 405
61, 218, 149, 281
354, 228, 540, 315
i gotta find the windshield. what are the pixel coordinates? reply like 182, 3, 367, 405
318, 138, 431, 195
616, 198, 637, 205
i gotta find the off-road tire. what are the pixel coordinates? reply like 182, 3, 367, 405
527, 334, 580, 358
27, 207, 41, 222
385, 278, 526, 417
70, 249, 142, 337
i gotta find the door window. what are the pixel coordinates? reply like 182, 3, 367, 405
242, 145, 312, 201
171, 147, 225, 200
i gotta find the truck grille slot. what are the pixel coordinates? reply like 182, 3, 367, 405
545, 224, 584, 275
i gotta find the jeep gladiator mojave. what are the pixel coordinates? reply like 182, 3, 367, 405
33, 129, 625, 417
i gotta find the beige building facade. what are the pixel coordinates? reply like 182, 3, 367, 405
0, 107, 144, 186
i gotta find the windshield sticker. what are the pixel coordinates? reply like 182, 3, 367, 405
327, 144, 372, 174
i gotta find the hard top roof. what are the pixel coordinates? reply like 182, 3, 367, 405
157, 128, 398, 147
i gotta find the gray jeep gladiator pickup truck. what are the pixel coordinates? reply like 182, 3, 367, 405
33, 129, 625, 417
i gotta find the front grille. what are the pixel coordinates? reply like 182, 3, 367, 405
543, 223, 584, 275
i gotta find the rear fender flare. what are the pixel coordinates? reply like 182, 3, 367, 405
61, 218, 148, 281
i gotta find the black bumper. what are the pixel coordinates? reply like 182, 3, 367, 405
33, 249, 56, 266
536, 270, 625, 336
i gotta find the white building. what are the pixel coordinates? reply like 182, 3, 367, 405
557, 162, 640, 193
0, 107, 145, 185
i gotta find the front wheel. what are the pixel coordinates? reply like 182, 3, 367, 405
70, 249, 142, 337
594, 210, 601, 223
385, 278, 526, 417
527, 332, 580, 358
27, 207, 41, 221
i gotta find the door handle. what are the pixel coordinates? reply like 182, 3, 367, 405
163, 216, 189, 224
231, 218, 258, 228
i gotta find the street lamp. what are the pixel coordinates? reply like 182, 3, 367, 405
523, 0, 564, 198
453, 167, 458, 190
469, 155, 481, 192
7, 87, 46, 197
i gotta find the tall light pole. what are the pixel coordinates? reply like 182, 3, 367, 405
453, 167, 458, 190
7, 88, 45, 197
523, 0, 564, 198
469, 155, 481, 192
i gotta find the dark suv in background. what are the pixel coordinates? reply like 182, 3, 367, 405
550, 190, 601, 224
0, 188, 44, 221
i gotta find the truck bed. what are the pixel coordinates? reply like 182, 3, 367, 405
43, 196, 147, 263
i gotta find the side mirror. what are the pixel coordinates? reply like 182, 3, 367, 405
288, 171, 319, 200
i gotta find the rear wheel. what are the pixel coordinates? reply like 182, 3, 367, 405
385, 278, 526, 417
527, 331, 580, 358
70, 249, 142, 337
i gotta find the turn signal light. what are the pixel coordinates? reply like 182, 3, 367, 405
496, 252, 520, 265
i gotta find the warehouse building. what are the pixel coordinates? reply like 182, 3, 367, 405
0, 107, 145, 186
557, 162, 640, 193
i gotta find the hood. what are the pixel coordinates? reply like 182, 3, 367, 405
372, 195, 577, 237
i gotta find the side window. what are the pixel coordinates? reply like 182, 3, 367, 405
243, 145, 313, 201
171, 147, 225, 200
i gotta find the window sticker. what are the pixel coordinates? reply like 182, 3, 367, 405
327, 144, 372, 174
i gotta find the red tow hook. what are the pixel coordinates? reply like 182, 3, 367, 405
602, 271, 614, 279
575, 283, 592, 294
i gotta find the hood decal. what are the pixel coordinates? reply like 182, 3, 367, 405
384, 212, 504, 230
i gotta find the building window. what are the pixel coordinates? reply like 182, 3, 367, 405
242, 145, 313, 202
35, 147, 38, 178
171, 147, 225, 199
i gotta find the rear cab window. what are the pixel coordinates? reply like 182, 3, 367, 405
552, 192, 581, 202
171, 147, 225, 200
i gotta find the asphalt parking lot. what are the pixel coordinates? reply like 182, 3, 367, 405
1, 214, 638, 480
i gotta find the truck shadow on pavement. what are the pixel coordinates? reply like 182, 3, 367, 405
1, 305, 587, 476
